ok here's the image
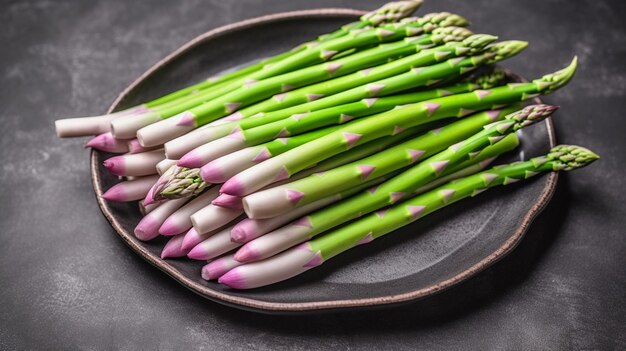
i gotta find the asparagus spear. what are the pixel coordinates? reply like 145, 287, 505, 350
176, 33, 500, 168
159, 122, 434, 198
220, 145, 599, 289
56, 1, 422, 138
187, 225, 241, 261
232, 134, 515, 258
222, 28, 482, 123
127, 139, 160, 154
158, 187, 219, 236
202, 254, 242, 281
134, 197, 190, 241
139, 199, 159, 215
161, 234, 191, 259
212, 193, 244, 210
101, 175, 160, 202
233, 131, 515, 246
150, 0, 421, 107
181, 227, 215, 252
86, 132, 130, 153
189, 172, 406, 260
165, 68, 506, 160
135, 14, 471, 146
190, 204, 243, 234
151, 167, 210, 201
103, 149, 164, 177
196, 124, 346, 179
155, 159, 177, 175
220, 58, 576, 196
206, 154, 506, 280
233, 105, 557, 262
242, 106, 519, 219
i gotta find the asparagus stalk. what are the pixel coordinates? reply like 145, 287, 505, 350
138, 199, 159, 215
161, 234, 191, 259
135, 14, 470, 146
158, 187, 219, 236
225, 28, 478, 122
86, 132, 130, 153
165, 67, 506, 160
187, 225, 241, 261
220, 145, 599, 289
159, 122, 431, 198
242, 107, 518, 218
128, 139, 160, 154
101, 175, 160, 202
196, 124, 345, 179
142, 164, 179, 206
181, 227, 215, 251
176, 33, 501, 168
134, 197, 190, 241
211, 194, 244, 210
155, 158, 177, 175
217, 136, 509, 256
233, 105, 557, 262
207, 154, 505, 280
220, 57, 576, 196
151, 0, 424, 107
57, 1, 422, 138
202, 254, 242, 280
190, 205, 243, 234
232, 134, 516, 262
55, 106, 147, 138
103, 149, 164, 177
229, 31, 494, 123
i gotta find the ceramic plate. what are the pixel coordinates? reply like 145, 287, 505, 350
91, 9, 557, 313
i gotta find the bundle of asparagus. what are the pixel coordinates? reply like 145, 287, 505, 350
55, 1, 599, 290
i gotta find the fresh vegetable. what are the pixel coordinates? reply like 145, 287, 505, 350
219, 145, 599, 289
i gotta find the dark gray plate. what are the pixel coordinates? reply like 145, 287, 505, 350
91, 9, 557, 313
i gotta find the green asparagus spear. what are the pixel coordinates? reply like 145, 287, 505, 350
242, 106, 519, 218
55, 1, 423, 138
165, 68, 506, 160
226, 30, 490, 121
177, 63, 506, 168
220, 145, 598, 289
134, 14, 472, 145
220, 57, 576, 196
233, 105, 558, 262
148, 1, 425, 108
115, 12, 466, 139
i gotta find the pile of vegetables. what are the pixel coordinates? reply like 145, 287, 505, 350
55, 1, 598, 289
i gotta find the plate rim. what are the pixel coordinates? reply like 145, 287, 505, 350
90, 8, 558, 313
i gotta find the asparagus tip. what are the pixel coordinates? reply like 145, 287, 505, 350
361, 0, 424, 25
548, 145, 600, 171
486, 40, 528, 63
181, 228, 200, 251
153, 167, 208, 200
535, 56, 578, 94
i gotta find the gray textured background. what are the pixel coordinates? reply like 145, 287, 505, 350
1, 0, 625, 349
